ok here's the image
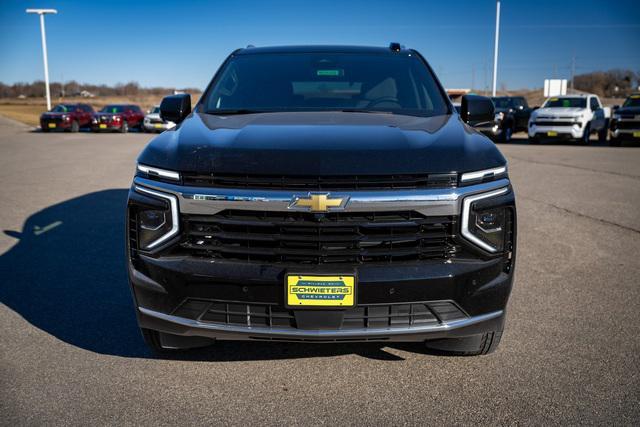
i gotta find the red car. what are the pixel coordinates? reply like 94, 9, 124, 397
91, 104, 145, 133
40, 103, 95, 132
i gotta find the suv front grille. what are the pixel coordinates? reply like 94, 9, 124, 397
172, 298, 467, 330
616, 120, 640, 130
180, 210, 458, 264
181, 173, 458, 190
534, 121, 576, 127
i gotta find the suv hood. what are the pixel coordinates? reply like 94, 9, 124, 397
138, 111, 506, 175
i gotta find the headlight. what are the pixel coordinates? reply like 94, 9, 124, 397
461, 187, 510, 253
62, 115, 70, 121
137, 163, 180, 181
91, 117, 97, 124
494, 112, 504, 122
134, 186, 179, 250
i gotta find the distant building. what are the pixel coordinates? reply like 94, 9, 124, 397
446, 88, 471, 102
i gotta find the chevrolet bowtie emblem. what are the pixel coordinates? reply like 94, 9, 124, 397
289, 193, 349, 212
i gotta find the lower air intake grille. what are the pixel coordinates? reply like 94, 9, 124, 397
172, 299, 468, 330
180, 210, 458, 264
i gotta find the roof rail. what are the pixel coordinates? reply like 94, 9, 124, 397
389, 42, 402, 52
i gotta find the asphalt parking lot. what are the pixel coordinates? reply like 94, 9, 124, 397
0, 116, 638, 425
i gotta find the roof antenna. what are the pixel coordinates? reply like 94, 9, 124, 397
389, 42, 402, 52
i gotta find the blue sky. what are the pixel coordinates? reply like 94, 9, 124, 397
1, 0, 639, 90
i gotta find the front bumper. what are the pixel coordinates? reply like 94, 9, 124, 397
91, 123, 123, 131
40, 119, 71, 130
529, 123, 585, 139
128, 177, 516, 343
610, 128, 640, 139
143, 121, 175, 132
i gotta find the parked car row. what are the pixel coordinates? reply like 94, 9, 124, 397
40, 103, 175, 133
470, 93, 640, 146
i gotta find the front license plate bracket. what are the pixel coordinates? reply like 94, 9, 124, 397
285, 273, 356, 309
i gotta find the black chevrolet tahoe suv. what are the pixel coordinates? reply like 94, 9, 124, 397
475, 96, 532, 142
128, 44, 516, 356
609, 94, 640, 146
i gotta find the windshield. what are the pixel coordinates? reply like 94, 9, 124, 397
492, 97, 516, 109
51, 104, 76, 113
100, 105, 125, 113
151, 106, 160, 114
202, 53, 449, 117
543, 97, 586, 108
623, 96, 640, 107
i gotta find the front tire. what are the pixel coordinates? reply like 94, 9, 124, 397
425, 331, 503, 356
140, 328, 213, 354
120, 121, 129, 133
140, 328, 167, 353
528, 136, 539, 144
609, 136, 621, 147
581, 123, 591, 145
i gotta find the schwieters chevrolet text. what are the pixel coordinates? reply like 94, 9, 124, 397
128, 44, 517, 355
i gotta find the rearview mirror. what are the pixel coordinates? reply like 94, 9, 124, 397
160, 94, 191, 124
460, 95, 494, 126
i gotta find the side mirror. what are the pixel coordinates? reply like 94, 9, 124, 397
160, 94, 191, 124
460, 95, 494, 126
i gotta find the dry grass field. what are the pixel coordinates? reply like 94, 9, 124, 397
0, 94, 201, 127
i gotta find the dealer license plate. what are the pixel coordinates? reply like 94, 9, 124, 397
99, 124, 107, 129
154, 124, 163, 129
547, 131, 558, 137
48, 123, 56, 128
286, 274, 355, 308
633, 131, 640, 138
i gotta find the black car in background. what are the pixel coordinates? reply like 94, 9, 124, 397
610, 94, 640, 146
128, 44, 516, 356
475, 96, 532, 142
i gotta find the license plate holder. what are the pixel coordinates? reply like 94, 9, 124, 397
285, 274, 356, 308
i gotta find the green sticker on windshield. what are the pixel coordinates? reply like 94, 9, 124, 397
316, 69, 342, 77
562, 100, 570, 107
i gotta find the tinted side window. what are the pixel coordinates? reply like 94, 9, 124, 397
590, 98, 599, 110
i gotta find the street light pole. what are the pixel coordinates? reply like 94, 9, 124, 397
491, 0, 500, 97
26, 8, 57, 111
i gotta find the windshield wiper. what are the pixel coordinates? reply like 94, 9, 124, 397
205, 109, 266, 115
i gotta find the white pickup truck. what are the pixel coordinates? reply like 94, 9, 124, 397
528, 94, 609, 144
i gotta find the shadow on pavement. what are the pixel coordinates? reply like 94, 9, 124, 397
0, 190, 436, 361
